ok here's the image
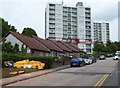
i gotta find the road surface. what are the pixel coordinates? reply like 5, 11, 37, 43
5, 57, 118, 87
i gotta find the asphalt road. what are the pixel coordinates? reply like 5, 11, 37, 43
5, 57, 118, 87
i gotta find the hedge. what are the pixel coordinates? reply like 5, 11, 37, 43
2, 53, 54, 69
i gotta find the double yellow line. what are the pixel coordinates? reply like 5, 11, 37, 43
93, 74, 109, 88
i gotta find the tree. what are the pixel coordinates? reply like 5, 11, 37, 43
21, 45, 27, 55
93, 41, 120, 55
2, 42, 13, 53
93, 42, 103, 53
22, 27, 38, 37
13, 43, 19, 54
0, 18, 17, 38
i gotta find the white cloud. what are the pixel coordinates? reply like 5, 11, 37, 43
109, 18, 118, 42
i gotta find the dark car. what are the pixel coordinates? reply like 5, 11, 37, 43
106, 54, 113, 57
89, 56, 97, 63
70, 58, 86, 67
99, 55, 106, 60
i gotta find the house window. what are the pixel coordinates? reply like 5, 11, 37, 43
56, 52, 59, 57
39, 52, 43, 56
45, 53, 49, 56
51, 51, 54, 57
31, 50, 34, 54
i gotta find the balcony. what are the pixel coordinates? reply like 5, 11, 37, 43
85, 19, 91, 21
49, 25, 55, 28
71, 18, 76, 21
71, 13, 77, 17
86, 46, 91, 49
49, 6, 55, 9
49, 20, 55, 23
49, 11, 55, 14
49, 30, 55, 33
49, 34, 55, 37
86, 26, 91, 29
85, 10, 90, 13
85, 23, 91, 26
86, 32, 91, 35
49, 15, 55, 18
63, 14, 68, 17
86, 36, 91, 39
68, 14, 71, 17
71, 36, 77, 39
85, 14, 91, 17
63, 31, 67, 34
63, 23, 68, 25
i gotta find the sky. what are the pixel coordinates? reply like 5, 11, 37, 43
0, 0, 119, 41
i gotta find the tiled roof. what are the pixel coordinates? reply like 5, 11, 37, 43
10, 31, 50, 52
69, 44, 86, 53
33, 36, 63, 52
58, 41, 79, 52
48, 39, 72, 52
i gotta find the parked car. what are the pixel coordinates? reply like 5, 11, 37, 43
113, 55, 120, 60
70, 58, 86, 67
99, 55, 106, 60
82, 57, 93, 65
89, 56, 97, 63
106, 54, 113, 57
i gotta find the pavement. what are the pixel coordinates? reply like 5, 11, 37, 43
1, 65, 70, 87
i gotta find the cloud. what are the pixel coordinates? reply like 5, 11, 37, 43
91, 1, 118, 21
0, 0, 119, 41
109, 18, 118, 41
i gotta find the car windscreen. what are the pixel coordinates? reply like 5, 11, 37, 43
82, 57, 86, 59
71, 58, 78, 61
100, 56, 104, 58
77, 58, 83, 61
86, 56, 92, 59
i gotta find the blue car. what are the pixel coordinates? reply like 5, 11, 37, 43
70, 58, 86, 67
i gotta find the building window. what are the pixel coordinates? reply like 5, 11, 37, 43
39, 52, 43, 56
31, 50, 34, 54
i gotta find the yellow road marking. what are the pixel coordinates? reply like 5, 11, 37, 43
97, 74, 109, 87
94, 75, 107, 87
93, 74, 109, 88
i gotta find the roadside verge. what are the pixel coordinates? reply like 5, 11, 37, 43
2, 65, 70, 86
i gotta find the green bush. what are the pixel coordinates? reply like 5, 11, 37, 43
2, 53, 54, 69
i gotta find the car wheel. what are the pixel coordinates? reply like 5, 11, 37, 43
79, 64, 82, 67
84, 63, 86, 66
70, 64, 73, 67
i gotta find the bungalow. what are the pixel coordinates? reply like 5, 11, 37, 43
5, 31, 86, 57
48, 39, 72, 57
58, 41, 80, 57
5, 31, 50, 56
32, 36, 63, 57
69, 44, 86, 55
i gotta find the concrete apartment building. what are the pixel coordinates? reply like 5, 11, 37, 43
45, 2, 93, 54
93, 22, 110, 44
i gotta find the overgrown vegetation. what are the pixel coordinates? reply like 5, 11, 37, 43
92, 41, 120, 57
